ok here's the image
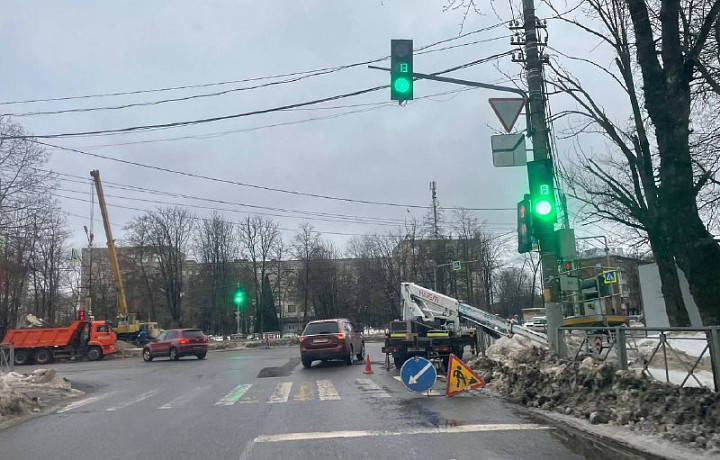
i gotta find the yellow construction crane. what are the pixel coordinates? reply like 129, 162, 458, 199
90, 170, 159, 341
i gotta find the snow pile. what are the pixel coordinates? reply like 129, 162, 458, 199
0, 374, 40, 420
1, 368, 71, 390
473, 335, 720, 453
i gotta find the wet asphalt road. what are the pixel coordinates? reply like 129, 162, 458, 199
0, 342, 601, 460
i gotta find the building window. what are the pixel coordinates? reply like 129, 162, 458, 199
287, 304, 296, 313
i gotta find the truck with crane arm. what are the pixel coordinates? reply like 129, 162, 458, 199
383, 282, 548, 369
90, 170, 159, 342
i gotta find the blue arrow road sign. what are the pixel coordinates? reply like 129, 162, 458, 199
400, 356, 437, 393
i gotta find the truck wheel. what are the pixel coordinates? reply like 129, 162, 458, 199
393, 355, 407, 370
13, 349, 30, 365
169, 347, 180, 361
34, 348, 53, 365
87, 346, 103, 361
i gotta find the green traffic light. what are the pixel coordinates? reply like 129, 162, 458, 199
233, 289, 245, 306
535, 200, 553, 216
393, 77, 411, 94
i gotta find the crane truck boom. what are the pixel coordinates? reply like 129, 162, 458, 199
382, 282, 476, 370
90, 170, 160, 341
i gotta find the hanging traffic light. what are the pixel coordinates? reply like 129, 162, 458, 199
527, 159, 557, 224
233, 287, 245, 307
391, 39, 413, 101
517, 194, 533, 253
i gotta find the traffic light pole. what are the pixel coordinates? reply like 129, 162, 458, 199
521, 0, 564, 356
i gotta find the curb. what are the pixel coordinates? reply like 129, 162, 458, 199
525, 408, 707, 460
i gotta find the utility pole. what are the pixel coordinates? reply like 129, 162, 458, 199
430, 181, 439, 239
522, 0, 565, 355
430, 181, 444, 293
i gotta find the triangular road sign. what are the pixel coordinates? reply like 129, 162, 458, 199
488, 98, 526, 132
446, 354, 485, 396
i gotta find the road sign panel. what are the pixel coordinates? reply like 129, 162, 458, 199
446, 354, 485, 396
488, 97, 526, 132
452, 261, 461, 271
491, 134, 526, 167
602, 270, 617, 284
400, 356, 437, 393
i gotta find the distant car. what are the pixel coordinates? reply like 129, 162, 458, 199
142, 328, 209, 361
299, 319, 364, 368
526, 316, 547, 333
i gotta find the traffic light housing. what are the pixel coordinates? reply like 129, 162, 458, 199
527, 159, 557, 224
391, 39, 413, 101
517, 194, 532, 253
78, 308, 87, 321
233, 287, 245, 307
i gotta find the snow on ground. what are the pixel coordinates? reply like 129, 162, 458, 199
471, 335, 720, 455
636, 332, 709, 358
644, 368, 715, 389
0, 369, 80, 424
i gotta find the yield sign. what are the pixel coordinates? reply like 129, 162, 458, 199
488, 97, 526, 132
446, 354, 485, 396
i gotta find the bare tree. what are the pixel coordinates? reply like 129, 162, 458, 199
192, 212, 240, 335
547, 0, 720, 324
238, 215, 280, 333
125, 206, 195, 326
293, 223, 320, 324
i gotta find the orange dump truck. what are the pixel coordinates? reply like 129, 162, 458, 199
1, 320, 117, 365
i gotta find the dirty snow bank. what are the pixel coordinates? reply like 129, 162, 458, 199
470, 335, 720, 454
0, 369, 78, 422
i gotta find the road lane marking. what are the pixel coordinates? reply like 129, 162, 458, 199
253, 423, 552, 443
355, 378, 391, 398
158, 385, 209, 409
293, 382, 314, 402
267, 382, 292, 403
58, 392, 115, 413
106, 389, 161, 412
316, 379, 340, 401
215, 384, 253, 406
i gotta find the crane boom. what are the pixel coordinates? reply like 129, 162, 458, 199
90, 170, 128, 317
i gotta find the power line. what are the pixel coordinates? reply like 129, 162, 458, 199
4, 52, 512, 140
3, 35, 511, 118
40, 141, 515, 211
0, 22, 507, 108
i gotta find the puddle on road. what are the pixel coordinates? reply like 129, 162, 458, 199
256, 358, 301, 378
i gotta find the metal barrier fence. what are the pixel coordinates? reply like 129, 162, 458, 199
0, 344, 14, 373
558, 326, 720, 392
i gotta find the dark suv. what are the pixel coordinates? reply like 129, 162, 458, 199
142, 328, 209, 361
299, 319, 364, 368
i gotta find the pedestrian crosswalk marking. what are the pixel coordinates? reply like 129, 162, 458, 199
107, 389, 161, 412
268, 382, 293, 403
58, 392, 115, 413
159, 385, 209, 409
316, 379, 340, 401
294, 382, 314, 402
215, 384, 253, 406
355, 378, 391, 398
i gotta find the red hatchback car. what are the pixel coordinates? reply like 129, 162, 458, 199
142, 328, 209, 361
299, 319, 364, 368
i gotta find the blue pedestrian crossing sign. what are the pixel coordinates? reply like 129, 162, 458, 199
400, 356, 437, 393
602, 270, 618, 284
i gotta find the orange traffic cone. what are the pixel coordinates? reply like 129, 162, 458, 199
363, 354, 373, 374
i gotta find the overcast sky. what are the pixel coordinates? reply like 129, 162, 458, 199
1, 1, 625, 259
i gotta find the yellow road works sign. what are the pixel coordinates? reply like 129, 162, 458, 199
445, 354, 485, 396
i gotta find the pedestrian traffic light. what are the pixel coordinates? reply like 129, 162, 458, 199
527, 159, 557, 224
78, 308, 87, 321
517, 194, 532, 253
233, 288, 245, 307
391, 39, 413, 101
